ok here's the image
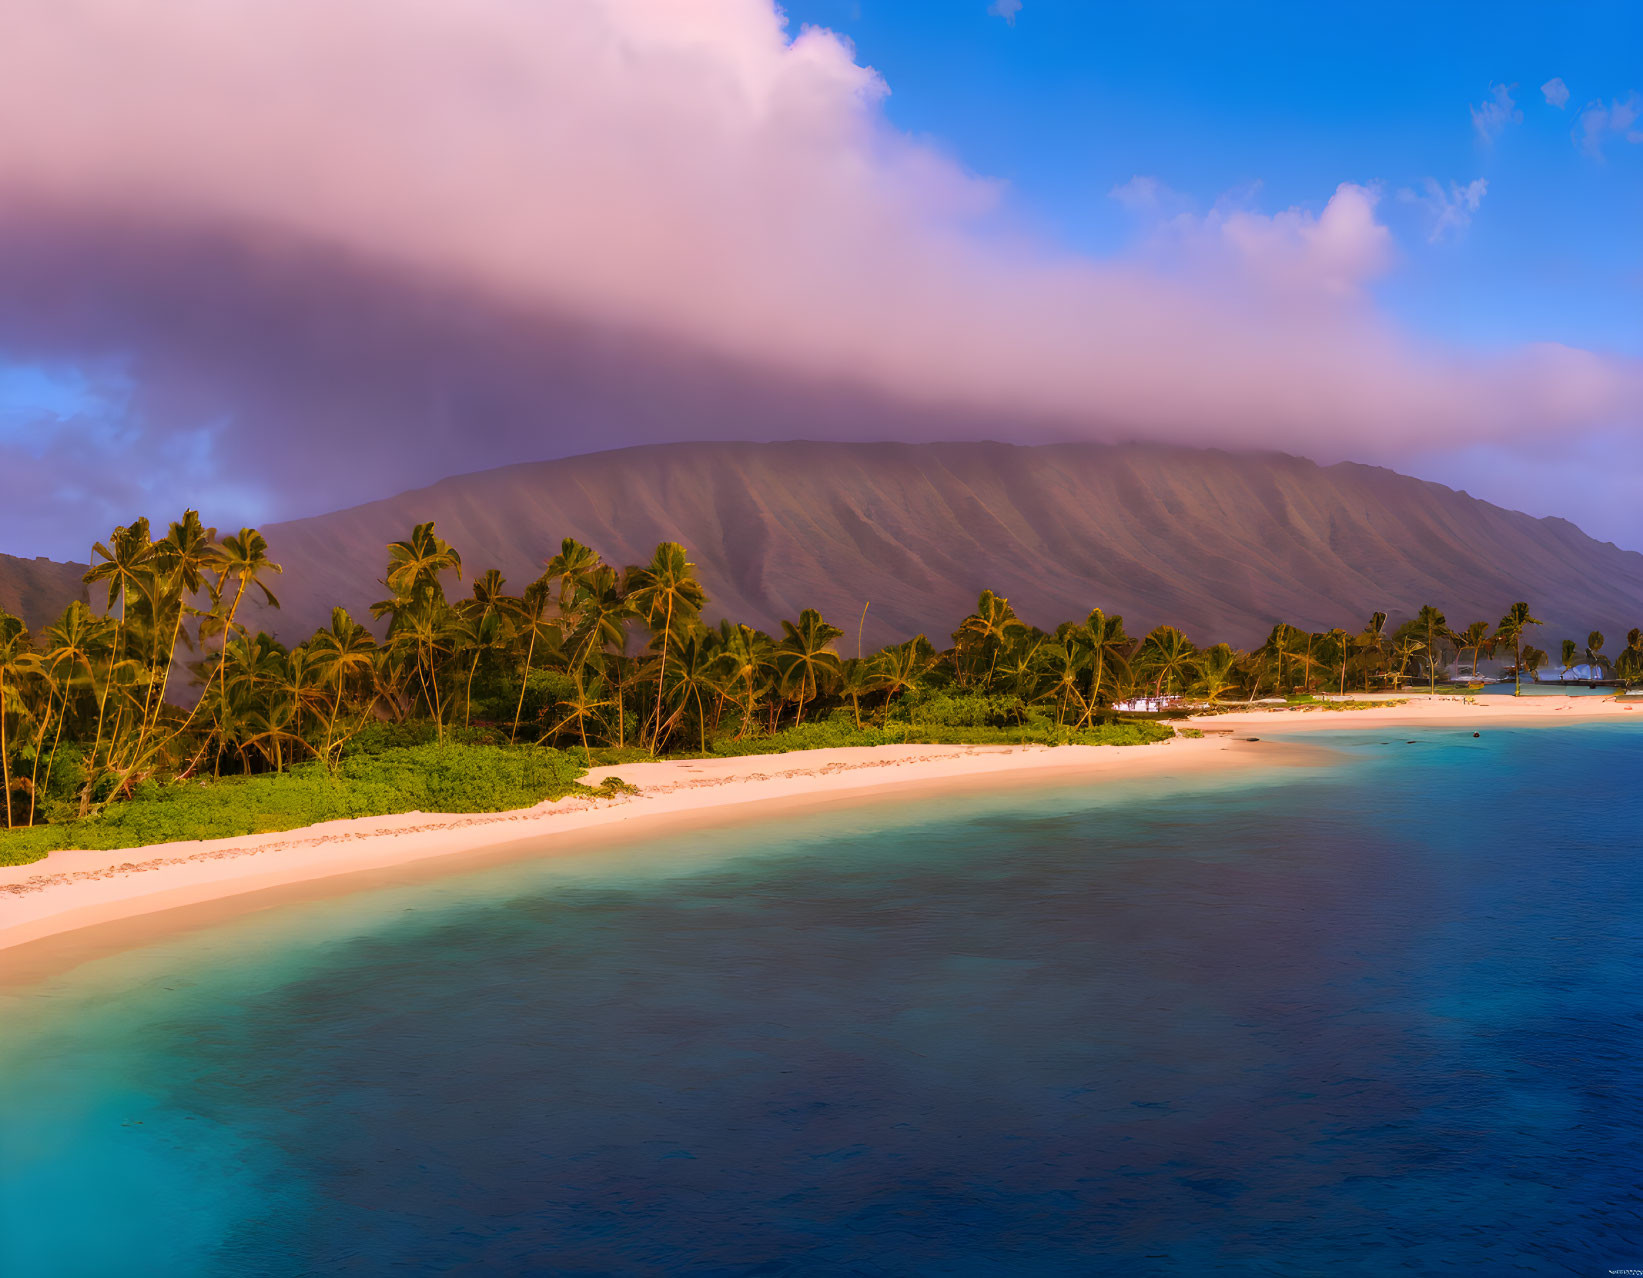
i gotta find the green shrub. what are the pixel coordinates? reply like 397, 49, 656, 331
709, 716, 1170, 756
0, 743, 587, 867
889, 691, 1026, 728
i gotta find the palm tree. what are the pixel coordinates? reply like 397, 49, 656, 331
390, 599, 459, 739
1297, 628, 1324, 694
1071, 609, 1131, 725
543, 538, 601, 611
196, 528, 283, 727
1039, 632, 1090, 725
550, 672, 615, 754
1357, 611, 1388, 692
452, 607, 508, 728
1618, 628, 1643, 683
1193, 643, 1242, 704
0, 612, 29, 828
1560, 638, 1579, 679
1415, 604, 1448, 692
1388, 627, 1425, 689
1495, 601, 1543, 696
872, 635, 936, 713
17, 645, 60, 827
85, 519, 156, 626
83, 518, 156, 772
1260, 623, 1305, 694
835, 657, 885, 730
140, 511, 220, 747
954, 590, 1026, 691
1323, 628, 1353, 696
212, 630, 290, 774
1521, 645, 1548, 683
775, 609, 842, 724
1454, 621, 1493, 680
306, 607, 379, 765
658, 627, 723, 749
1137, 625, 1199, 698
994, 631, 1045, 704
626, 543, 707, 754
564, 566, 635, 746
384, 522, 462, 605
715, 621, 775, 739
509, 579, 560, 743
36, 602, 107, 813
1586, 630, 1609, 678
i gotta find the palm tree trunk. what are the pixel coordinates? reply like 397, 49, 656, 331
145, 601, 189, 744
510, 626, 539, 743
322, 687, 344, 769
650, 597, 674, 756
85, 607, 125, 811
165, 579, 246, 751
26, 686, 56, 826
40, 697, 68, 820
1078, 660, 1103, 729
0, 671, 12, 829
427, 645, 446, 742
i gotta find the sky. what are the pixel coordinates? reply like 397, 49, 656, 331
0, 0, 1638, 558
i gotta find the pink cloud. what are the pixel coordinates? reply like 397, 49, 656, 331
0, 0, 1635, 502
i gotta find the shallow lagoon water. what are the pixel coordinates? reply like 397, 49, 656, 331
4, 726, 1643, 1275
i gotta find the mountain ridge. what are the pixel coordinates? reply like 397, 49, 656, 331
0, 552, 88, 632
7, 441, 1642, 650
255, 440, 1643, 649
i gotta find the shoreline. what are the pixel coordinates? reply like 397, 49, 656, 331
0, 736, 1311, 971
1, 693, 1636, 976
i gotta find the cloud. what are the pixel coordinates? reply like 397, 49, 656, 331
1398, 178, 1488, 242
1542, 77, 1570, 109
1108, 175, 1182, 213
0, 0, 1636, 555
1174, 183, 1396, 299
1470, 83, 1522, 142
1576, 93, 1643, 158
988, 0, 1023, 25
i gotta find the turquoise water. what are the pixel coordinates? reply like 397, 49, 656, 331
4, 726, 1643, 1275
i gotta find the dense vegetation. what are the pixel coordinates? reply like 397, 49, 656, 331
1, 512, 1638, 854
0, 741, 595, 865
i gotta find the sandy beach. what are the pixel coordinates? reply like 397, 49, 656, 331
1, 692, 1636, 966
1186, 689, 1643, 732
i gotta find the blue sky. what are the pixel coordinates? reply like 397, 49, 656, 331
787, 0, 1642, 356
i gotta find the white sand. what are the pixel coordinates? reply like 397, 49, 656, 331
1, 693, 1634, 963
1185, 690, 1643, 732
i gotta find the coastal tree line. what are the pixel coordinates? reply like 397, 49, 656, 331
2, 513, 1641, 830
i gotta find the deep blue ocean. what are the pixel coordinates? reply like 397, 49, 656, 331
5, 725, 1643, 1276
